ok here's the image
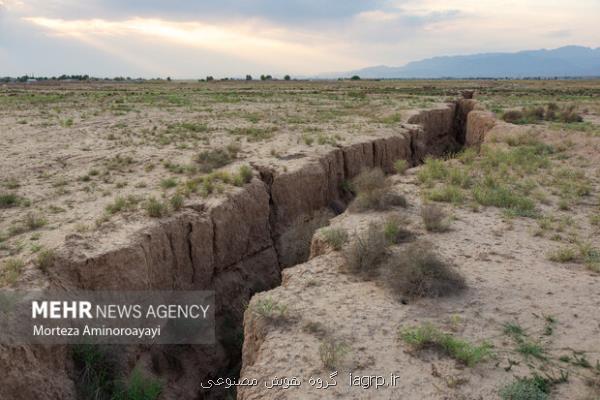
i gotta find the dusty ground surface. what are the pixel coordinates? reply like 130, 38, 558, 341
1, 80, 599, 284
0, 80, 454, 286
239, 111, 600, 399
1, 80, 600, 400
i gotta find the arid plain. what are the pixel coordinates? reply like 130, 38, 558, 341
1, 80, 600, 400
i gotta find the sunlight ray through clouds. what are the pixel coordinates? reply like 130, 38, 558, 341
23, 16, 364, 73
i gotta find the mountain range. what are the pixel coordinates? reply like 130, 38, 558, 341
323, 46, 600, 79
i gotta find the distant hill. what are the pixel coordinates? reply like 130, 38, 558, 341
325, 46, 600, 79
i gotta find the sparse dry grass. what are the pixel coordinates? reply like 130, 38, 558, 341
342, 223, 388, 275
382, 241, 466, 298
349, 168, 407, 212
421, 204, 451, 232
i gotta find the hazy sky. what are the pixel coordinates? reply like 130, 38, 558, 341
1, 0, 599, 78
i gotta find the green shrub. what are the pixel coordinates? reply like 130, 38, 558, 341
170, 194, 184, 211
159, 178, 178, 190
35, 249, 56, 272
72, 344, 118, 400
503, 322, 525, 340
383, 216, 414, 244
1, 258, 25, 285
237, 165, 253, 185
517, 341, 546, 360
252, 297, 288, 321
321, 227, 349, 250
0, 193, 20, 208
426, 185, 464, 204
114, 368, 162, 400
394, 159, 409, 175
500, 376, 551, 400
105, 196, 139, 215
472, 185, 536, 216
417, 158, 448, 185
399, 324, 493, 367
547, 247, 577, 263
144, 197, 167, 218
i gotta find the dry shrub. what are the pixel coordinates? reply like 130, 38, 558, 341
196, 148, 233, 172
558, 105, 583, 123
523, 106, 545, 120
349, 168, 407, 212
343, 223, 387, 275
382, 241, 466, 298
278, 210, 333, 267
353, 168, 387, 193
421, 204, 451, 232
502, 110, 524, 124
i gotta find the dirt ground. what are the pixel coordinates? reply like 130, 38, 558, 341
238, 98, 600, 400
1, 80, 600, 399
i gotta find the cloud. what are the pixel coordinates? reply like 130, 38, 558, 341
20, 16, 367, 76
1, 0, 599, 77
8, 0, 390, 23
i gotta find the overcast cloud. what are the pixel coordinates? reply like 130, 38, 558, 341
0, 0, 598, 78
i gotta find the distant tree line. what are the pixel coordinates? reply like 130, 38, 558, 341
1, 74, 598, 84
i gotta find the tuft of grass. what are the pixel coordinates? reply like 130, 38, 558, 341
233, 165, 253, 186
517, 341, 546, 360
169, 194, 184, 211
35, 249, 56, 273
472, 184, 536, 217
24, 213, 47, 230
106, 196, 128, 215
302, 134, 314, 146
321, 227, 349, 250
4, 178, 20, 189
342, 223, 388, 275
349, 168, 407, 212
394, 159, 409, 175
1, 258, 25, 285
159, 178, 178, 190
383, 215, 414, 244
251, 297, 288, 321
547, 247, 577, 263
579, 243, 600, 272
417, 158, 448, 186
503, 322, 525, 340
382, 242, 466, 298
144, 197, 167, 218
426, 184, 464, 204
319, 338, 349, 370
399, 324, 493, 367
196, 148, 233, 173
113, 368, 162, 400
105, 195, 139, 215
0, 193, 20, 208
421, 204, 451, 232
229, 126, 277, 141
72, 343, 118, 400
226, 141, 242, 158
500, 376, 551, 400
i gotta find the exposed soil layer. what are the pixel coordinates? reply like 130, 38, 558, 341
0, 98, 491, 400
